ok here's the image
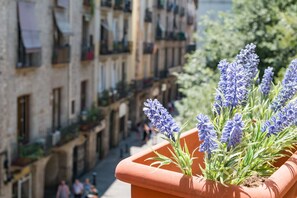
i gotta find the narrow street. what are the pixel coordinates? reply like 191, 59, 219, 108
79, 131, 163, 198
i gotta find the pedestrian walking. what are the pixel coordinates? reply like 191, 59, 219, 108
73, 179, 84, 198
56, 180, 70, 198
83, 178, 91, 198
87, 185, 99, 198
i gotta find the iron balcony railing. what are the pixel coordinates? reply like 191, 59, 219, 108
114, 0, 123, 10
157, 0, 165, 9
101, 0, 112, 8
81, 44, 94, 61
52, 45, 71, 64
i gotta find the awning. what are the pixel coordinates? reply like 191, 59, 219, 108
54, 8, 73, 36
57, 0, 69, 8
18, 1, 41, 53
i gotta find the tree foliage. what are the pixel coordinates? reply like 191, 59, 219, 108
176, 0, 297, 129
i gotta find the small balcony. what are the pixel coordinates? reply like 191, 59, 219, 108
52, 45, 71, 64
143, 42, 154, 54
16, 52, 41, 69
79, 107, 105, 132
179, 7, 185, 17
187, 15, 194, 25
81, 44, 94, 61
178, 32, 187, 41
59, 122, 79, 145
157, 0, 165, 9
124, 0, 132, 13
101, 0, 112, 8
166, 1, 173, 12
116, 81, 131, 99
83, 0, 92, 7
174, 5, 179, 14
144, 8, 153, 23
113, 41, 132, 54
99, 42, 112, 55
114, 0, 123, 11
13, 141, 46, 167
186, 44, 196, 53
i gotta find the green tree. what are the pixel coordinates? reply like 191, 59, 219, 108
176, 0, 297, 129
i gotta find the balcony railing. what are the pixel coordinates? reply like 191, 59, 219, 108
143, 42, 154, 54
178, 32, 187, 41
166, 1, 173, 12
101, 0, 112, 8
59, 122, 79, 145
79, 107, 105, 132
179, 7, 185, 17
157, 0, 165, 9
187, 15, 194, 25
83, 0, 92, 6
98, 83, 131, 106
144, 8, 152, 23
186, 44, 196, 53
52, 45, 71, 64
16, 52, 41, 68
81, 44, 94, 61
114, 41, 132, 54
114, 0, 123, 10
99, 42, 112, 55
124, 0, 132, 13
18, 142, 45, 160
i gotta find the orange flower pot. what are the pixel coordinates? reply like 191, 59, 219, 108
115, 129, 297, 198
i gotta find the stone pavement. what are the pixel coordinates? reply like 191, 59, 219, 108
79, 131, 163, 198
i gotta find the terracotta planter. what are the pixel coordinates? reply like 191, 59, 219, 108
115, 129, 297, 198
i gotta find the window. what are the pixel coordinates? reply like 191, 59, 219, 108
100, 19, 109, 53
71, 100, 75, 114
81, 15, 94, 61
81, 81, 88, 111
52, 88, 61, 131
154, 50, 159, 77
17, 95, 30, 144
17, 1, 41, 68
112, 63, 117, 88
52, 7, 72, 64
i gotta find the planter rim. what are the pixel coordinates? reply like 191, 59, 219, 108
115, 128, 297, 198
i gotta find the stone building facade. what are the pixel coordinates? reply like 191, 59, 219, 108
0, 0, 196, 197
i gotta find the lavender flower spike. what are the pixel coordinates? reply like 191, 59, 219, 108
196, 114, 218, 153
214, 60, 229, 113
221, 114, 244, 148
224, 62, 248, 108
262, 100, 297, 136
143, 99, 180, 140
271, 59, 297, 111
236, 43, 260, 83
260, 67, 274, 96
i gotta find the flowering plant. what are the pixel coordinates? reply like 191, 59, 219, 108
144, 44, 297, 185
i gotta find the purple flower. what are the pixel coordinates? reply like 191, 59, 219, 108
271, 59, 297, 111
236, 43, 259, 84
214, 60, 229, 113
224, 62, 248, 108
262, 100, 297, 136
143, 99, 180, 140
260, 67, 274, 96
196, 114, 218, 153
221, 114, 244, 148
